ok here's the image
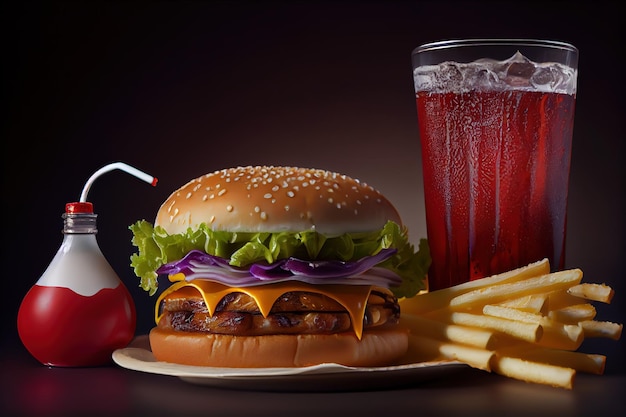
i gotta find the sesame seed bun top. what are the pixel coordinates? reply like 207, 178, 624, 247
155, 166, 402, 235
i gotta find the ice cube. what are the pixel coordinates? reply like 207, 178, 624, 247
436, 63, 463, 90
530, 67, 558, 92
531, 64, 577, 94
472, 67, 500, 90
503, 51, 535, 88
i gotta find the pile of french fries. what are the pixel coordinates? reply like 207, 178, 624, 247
399, 258, 623, 389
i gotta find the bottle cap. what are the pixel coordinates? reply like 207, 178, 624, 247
66, 202, 94, 214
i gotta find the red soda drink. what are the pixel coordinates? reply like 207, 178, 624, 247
413, 41, 578, 290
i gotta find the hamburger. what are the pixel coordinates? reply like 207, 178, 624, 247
130, 166, 429, 368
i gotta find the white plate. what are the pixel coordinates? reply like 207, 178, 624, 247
112, 336, 467, 391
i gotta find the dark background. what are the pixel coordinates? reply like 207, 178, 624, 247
2, 1, 624, 372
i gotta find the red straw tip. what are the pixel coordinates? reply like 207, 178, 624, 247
151, 177, 158, 187
66, 202, 94, 213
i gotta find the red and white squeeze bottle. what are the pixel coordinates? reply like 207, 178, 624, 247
17, 162, 158, 367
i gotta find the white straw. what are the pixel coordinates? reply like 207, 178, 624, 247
80, 162, 158, 202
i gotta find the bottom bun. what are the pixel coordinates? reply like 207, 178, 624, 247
149, 327, 409, 368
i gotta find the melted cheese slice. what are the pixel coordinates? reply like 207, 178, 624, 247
155, 273, 374, 339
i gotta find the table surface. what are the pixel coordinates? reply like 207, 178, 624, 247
2, 336, 624, 417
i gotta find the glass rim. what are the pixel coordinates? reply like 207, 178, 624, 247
413, 38, 578, 55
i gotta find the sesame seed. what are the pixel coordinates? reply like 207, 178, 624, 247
186, 192, 192, 199
260, 212, 267, 220
264, 193, 272, 199
284, 205, 290, 211
226, 205, 233, 212
254, 206, 261, 213
287, 191, 295, 198
218, 189, 226, 196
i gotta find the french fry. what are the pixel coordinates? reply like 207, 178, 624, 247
567, 283, 615, 303
499, 345, 606, 375
482, 304, 584, 350
430, 311, 543, 343
449, 269, 583, 310
401, 260, 622, 389
400, 313, 497, 350
579, 320, 623, 340
548, 303, 596, 324
491, 355, 576, 389
497, 293, 548, 314
408, 334, 494, 371
399, 258, 550, 315
546, 289, 586, 311
535, 324, 584, 350
483, 304, 544, 323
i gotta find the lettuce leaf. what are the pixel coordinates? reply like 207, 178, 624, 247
129, 220, 429, 298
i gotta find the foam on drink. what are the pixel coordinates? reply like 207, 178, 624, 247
414, 52, 577, 95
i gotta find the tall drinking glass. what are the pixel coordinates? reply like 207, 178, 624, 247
412, 39, 578, 290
